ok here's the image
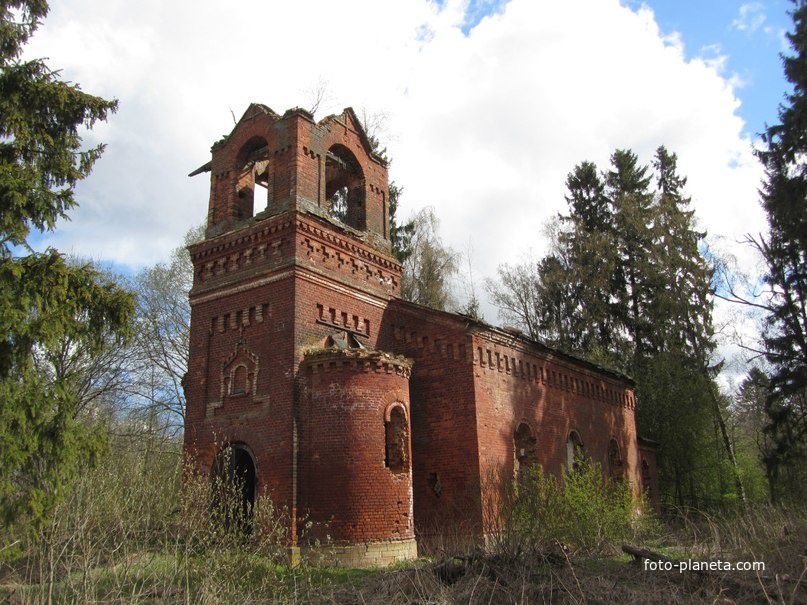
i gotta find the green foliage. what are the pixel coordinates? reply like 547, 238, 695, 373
0, 2, 117, 253
0, 0, 134, 549
636, 353, 735, 507
388, 181, 415, 264
488, 460, 656, 555
561, 460, 637, 552
747, 0, 807, 504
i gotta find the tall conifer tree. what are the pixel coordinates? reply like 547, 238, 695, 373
751, 0, 807, 502
756, 0, 807, 401
0, 1, 133, 548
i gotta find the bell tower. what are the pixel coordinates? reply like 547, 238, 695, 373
183, 105, 416, 566
200, 104, 392, 253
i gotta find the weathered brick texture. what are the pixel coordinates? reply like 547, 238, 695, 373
183, 104, 658, 567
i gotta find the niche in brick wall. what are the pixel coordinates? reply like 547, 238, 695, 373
207, 340, 262, 416
608, 437, 623, 479
566, 431, 585, 473
385, 404, 409, 473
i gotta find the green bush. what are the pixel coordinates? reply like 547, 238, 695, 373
488, 458, 657, 555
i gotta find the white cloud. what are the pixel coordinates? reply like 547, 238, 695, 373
732, 3, 767, 33
22, 0, 765, 362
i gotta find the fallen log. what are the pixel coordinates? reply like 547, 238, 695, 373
621, 544, 673, 564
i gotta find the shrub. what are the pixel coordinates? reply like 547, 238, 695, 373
486, 458, 657, 555
2, 434, 294, 603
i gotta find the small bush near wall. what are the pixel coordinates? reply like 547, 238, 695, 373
486, 459, 659, 556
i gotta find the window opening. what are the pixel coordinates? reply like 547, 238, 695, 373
235, 137, 270, 220
566, 431, 585, 473
641, 459, 652, 499
514, 422, 537, 482
329, 186, 349, 223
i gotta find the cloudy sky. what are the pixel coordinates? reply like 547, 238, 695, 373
23, 0, 795, 381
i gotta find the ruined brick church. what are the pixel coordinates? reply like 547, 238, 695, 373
183, 104, 658, 566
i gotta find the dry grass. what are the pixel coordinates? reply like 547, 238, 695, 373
1, 440, 805, 604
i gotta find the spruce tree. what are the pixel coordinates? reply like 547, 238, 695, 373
752, 0, 807, 502
555, 161, 621, 359
0, 1, 134, 549
606, 149, 655, 364
756, 0, 807, 401
649, 146, 714, 362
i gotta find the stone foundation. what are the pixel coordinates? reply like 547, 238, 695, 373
301, 538, 417, 568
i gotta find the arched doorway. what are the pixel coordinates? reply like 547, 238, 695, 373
211, 443, 257, 532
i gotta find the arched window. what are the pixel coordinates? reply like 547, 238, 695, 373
566, 431, 585, 473
325, 144, 365, 229
608, 438, 623, 479
514, 422, 537, 481
385, 404, 409, 473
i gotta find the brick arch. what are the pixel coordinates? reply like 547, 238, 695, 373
318, 111, 389, 241
207, 340, 260, 415
384, 400, 408, 423
211, 441, 258, 532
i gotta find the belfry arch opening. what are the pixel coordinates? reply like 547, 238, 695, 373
235, 136, 270, 220
325, 144, 365, 230
211, 443, 257, 532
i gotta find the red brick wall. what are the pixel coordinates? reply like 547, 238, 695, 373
469, 330, 640, 529
183, 268, 298, 517
298, 352, 414, 544
638, 439, 661, 512
378, 303, 641, 539
381, 301, 484, 540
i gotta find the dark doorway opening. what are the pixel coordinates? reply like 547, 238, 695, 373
211, 444, 257, 533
